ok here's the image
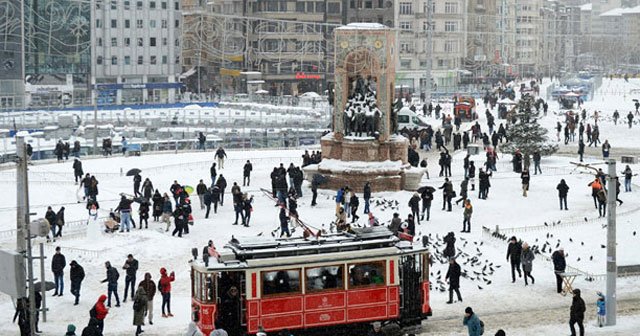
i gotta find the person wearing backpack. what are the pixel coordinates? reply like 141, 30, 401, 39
158, 267, 175, 317
90, 295, 109, 333
101, 261, 120, 307
463, 307, 483, 336
133, 287, 148, 336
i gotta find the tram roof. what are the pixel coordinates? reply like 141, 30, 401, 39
193, 227, 428, 271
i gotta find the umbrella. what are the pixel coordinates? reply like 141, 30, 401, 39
183, 185, 194, 195
126, 168, 142, 176
417, 186, 436, 194
33, 281, 55, 291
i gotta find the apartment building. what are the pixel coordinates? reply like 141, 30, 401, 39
394, 0, 467, 94
91, 0, 182, 104
465, 0, 499, 80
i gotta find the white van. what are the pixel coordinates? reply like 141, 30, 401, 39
397, 107, 431, 130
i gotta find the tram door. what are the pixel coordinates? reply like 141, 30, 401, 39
399, 254, 423, 323
217, 271, 246, 336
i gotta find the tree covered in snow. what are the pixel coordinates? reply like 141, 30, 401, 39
501, 94, 558, 167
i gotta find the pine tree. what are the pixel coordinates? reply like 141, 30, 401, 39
501, 94, 557, 168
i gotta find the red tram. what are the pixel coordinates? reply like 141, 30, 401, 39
190, 226, 432, 335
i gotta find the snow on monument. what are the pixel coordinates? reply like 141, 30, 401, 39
305, 23, 417, 192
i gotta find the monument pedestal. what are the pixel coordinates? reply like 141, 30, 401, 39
304, 132, 410, 192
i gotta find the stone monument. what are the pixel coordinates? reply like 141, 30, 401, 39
305, 23, 412, 192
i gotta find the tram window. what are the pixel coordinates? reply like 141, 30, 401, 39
262, 269, 301, 296
348, 261, 386, 288
305, 265, 344, 292
193, 271, 216, 303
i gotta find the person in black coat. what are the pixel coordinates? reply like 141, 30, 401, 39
279, 207, 290, 237
196, 180, 208, 210
133, 173, 142, 197
151, 190, 163, 221
172, 206, 187, 238
122, 254, 139, 302
506, 236, 522, 282
521, 168, 530, 197
70, 260, 85, 305
439, 178, 453, 212
350, 192, 360, 223
421, 189, 433, 221
55, 207, 65, 237
203, 188, 213, 219
210, 163, 217, 187
243, 160, 253, 186
73, 159, 83, 184
142, 178, 154, 200
51, 246, 66, 296
216, 175, 227, 206
408, 193, 421, 224
445, 258, 462, 304
363, 182, 371, 213
81, 318, 103, 336
443, 232, 456, 259
557, 179, 570, 210
211, 186, 221, 214
552, 248, 566, 294
45, 206, 58, 241
569, 288, 586, 336
217, 286, 241, 335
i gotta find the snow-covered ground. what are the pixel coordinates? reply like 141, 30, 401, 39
0, 78, 639, 335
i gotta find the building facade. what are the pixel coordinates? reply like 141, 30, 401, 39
465, 0, 499, 81
91, 0, 182, 105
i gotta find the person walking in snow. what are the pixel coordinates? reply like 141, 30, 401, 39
122, 254, 139, 303
101, 261, 120, 307
54, 207, 65, 238
158, 268, 175, 318
627, 111, 634, 128
461, 200, 472, 233
521, 168, 530, 197
552, 248, 566, 294
622, 165, 633, 192
211, 185, 221, 215
138, 272, 156, 326
216, 175, 227, 206
421, 188, 433, 221
90, 295, 109, 333
462, 307, 482, 336
133, 172, 142, 197
569, 288, 586, 336
521, 242, 535, 286
408, 193, 421, 224
279, 206, 291, 237
557, 179, 570, 210
210, 162, 217, 187
72, 159, 83, 184
602, 140, 611, 159
69, 260, 85, 305
445, 258, 462, 304
51, 246, 66, 296
439, 178, 453, 212
243, 160, 253, 186
196, 180, 207, 210
596, 292, 606, 327
363, 182, 371, 214
506, 236, 522, 283
133, 287, 148, 336
215, 146, 227, 169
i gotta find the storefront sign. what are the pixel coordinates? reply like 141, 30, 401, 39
295, 72, 322, 80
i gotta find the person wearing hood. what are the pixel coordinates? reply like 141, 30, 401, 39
73, 159, 83, 184
462, 307, 482, 336
138, 272, 157, 325
81, 318, 102, 336
92, 295, 109, 333
133, 287, 148, 336
65, 324, 77, 336
569, 288, 586, 336
152, 190, 164, 221
70, 260, 85, 305
159, 267, 175, 317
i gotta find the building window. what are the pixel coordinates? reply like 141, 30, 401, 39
137, 37, 143, 46
150, 1, 156, 9
124, 38, 130, 46
150, 20, 156, 28
350, 0, 355, 8
124, 0, 130, 9
162, 55, 168, 64
400, 42, 411, 53
175, 56, 180, 64
316, 2, 325, 12
174, 1, 179, 10
424, 1, 435, 14
150, 56, 157, 65
137, 20, 143, 28
111, 37, 117, 47
136, 1, 143, 9
419, 60, 427, 67
444, 21, 457, 32
161, 1, 167, 9
110, 0, 116, 10
399, 2, 412, 15
161, 20, 167, 28
110, 19, 117, 28
378, 0, 383, 8
400, 21, 412, 30
162, 37, 167, 46
296, 1, 305, 11
175, 19, 180, 28
150, 37, 157, 47
124, 56, 131, 65
444, 2, 458, 14
364, 0, 372, 8
444, 40, 458, 52
137, 56, 143, 65
97, 56, 103, 65
328, 2, 340, 13
125, 20, 130, 28
111, 56, 118, 65
96, 19, 102, 28
175, 39, 180, 47
97, 38, 103, 47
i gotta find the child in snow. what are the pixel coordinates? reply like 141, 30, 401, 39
597, 292, 606, 327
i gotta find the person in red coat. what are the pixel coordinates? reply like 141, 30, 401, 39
93, 294, 109, 333
158, 268, 175, 317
